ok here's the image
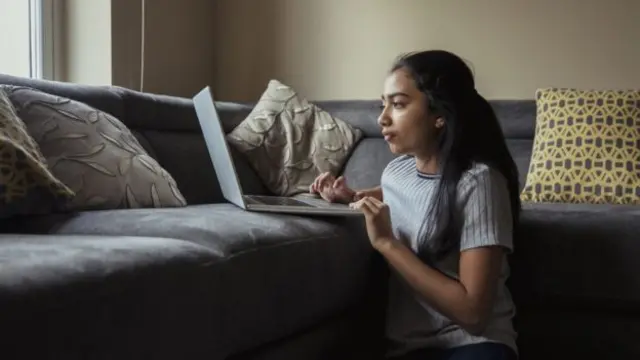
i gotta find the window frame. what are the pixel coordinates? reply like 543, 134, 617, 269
29, 0, 56, 80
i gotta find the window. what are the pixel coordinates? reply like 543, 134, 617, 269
0, 0, 54, 79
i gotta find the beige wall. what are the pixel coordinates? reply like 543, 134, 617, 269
56, 0, 639, 101
110, 0, 143, 90
138, 0, 216, 97
212, 0, 640, 102
111, 0, 217, 97
60, 0, 216, 98
0, 0, 31, 78
63, 0, 112, 85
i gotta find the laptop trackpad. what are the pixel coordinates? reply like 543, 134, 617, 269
249, 195, 314, 207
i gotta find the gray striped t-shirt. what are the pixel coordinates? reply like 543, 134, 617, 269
381, 155, 517, 357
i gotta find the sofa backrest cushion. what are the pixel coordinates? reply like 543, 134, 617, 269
313, 99, 536, 192
0, 73, 538, 203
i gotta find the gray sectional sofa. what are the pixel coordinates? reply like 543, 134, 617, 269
1, 73, 638, 359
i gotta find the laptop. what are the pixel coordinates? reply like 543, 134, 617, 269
192, 86, 362, 217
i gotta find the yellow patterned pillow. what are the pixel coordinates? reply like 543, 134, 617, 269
521, 88, 640, 205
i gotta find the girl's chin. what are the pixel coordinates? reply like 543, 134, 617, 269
387, 143, 406, 155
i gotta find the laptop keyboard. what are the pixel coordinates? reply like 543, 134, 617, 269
247, 195, 314, 207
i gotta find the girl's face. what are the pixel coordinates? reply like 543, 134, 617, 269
378, 68, 443, 157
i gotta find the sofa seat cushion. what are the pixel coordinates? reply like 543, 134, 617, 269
17, 204, 376, 357
0, 234, 223, 359
511, 202, 640, 310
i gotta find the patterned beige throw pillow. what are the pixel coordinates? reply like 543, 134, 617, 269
0, 89, 75, 218
227, 80, 364, 196
3, 85, 187, 211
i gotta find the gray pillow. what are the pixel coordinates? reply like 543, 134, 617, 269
3, 85, 187, 211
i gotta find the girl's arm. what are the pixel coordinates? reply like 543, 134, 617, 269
376, 241, 504, 335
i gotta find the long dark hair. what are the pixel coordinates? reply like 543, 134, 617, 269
391, 50, 521, 262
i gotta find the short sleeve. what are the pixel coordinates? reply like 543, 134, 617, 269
457, 166, 514, 253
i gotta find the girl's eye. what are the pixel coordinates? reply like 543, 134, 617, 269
379, 102, 405, 110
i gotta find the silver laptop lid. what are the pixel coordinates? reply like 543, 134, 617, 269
193, 86, 246, 209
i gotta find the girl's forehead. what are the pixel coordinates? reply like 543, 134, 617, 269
383, 70, 418, 98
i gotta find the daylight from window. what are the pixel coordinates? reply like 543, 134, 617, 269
0, 0, 44, 78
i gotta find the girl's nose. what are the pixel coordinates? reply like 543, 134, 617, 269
377, 108, 391, 127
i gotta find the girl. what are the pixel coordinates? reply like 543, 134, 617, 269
310, 50, 521, 360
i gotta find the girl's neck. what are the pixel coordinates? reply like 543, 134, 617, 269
415, 154, 439, 175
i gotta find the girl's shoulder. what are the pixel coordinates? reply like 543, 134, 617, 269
462, 162, 492, 179
461, 162, 506, 183
458, 162, 509, 199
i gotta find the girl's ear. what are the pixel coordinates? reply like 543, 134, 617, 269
435, 117, 445, 128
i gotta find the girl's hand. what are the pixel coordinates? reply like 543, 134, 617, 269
349, 196, 395, 250
309, 172, 355, 204
353, 189, 377, 202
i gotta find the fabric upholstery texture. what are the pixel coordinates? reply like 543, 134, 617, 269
0, 233, 223, 359
9, 203, 376, 358
227, 80, 364, 196
521, 88, 640, 205
0, 89, 74, 218
3, 85, 187, 210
